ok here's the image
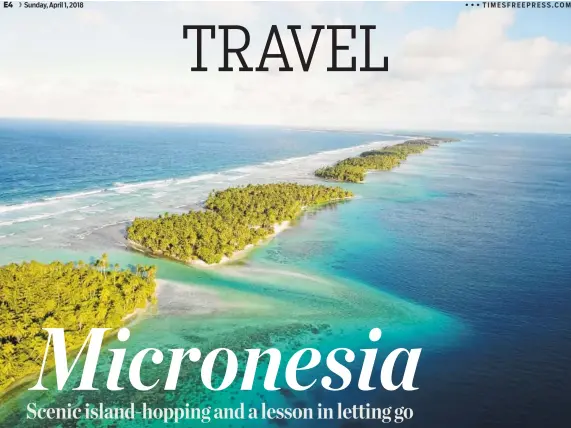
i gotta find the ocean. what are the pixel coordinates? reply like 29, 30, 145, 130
0, 120, 569, 427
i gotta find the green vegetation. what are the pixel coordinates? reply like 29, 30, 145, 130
127, 183, 353, 265
0, 255, 157, 392
315, 138, 455, 183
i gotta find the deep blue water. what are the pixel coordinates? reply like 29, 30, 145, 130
0, 121, 570, 427
317, 134, 571, 427
239, 132, 571, 427
0, 119, 393, 204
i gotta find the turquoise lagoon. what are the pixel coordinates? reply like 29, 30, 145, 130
1, 122, 569, 427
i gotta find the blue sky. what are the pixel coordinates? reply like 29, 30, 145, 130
0, 1, 570, 132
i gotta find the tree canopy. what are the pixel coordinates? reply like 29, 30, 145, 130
0, 255, 157, 392
315, 138, 456, 183
127, 183, 353, 264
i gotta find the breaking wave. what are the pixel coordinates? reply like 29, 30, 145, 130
0, 139, 403, 248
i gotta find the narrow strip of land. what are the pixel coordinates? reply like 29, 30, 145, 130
126, 183, 353, 265
315, 138, 458, 183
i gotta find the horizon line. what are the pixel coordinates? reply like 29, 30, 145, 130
0, 116, 569, 136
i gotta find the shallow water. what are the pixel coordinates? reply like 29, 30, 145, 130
1, 123, 570, 427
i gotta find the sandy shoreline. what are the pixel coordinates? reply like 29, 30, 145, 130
193, 220, 292, 267
125, 219, 292, 268
126, 194, 353, 268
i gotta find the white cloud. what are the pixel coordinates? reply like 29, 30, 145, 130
0, 4, 569, 133
476, 69, 535, 89
75, 9, 107, 26
557, 91, 571, 116
395, 9, 571, 95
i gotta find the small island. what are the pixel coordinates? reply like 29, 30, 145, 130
315, 138, 458, 183
0, 255, 157, 393
126, 183, 353, 265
